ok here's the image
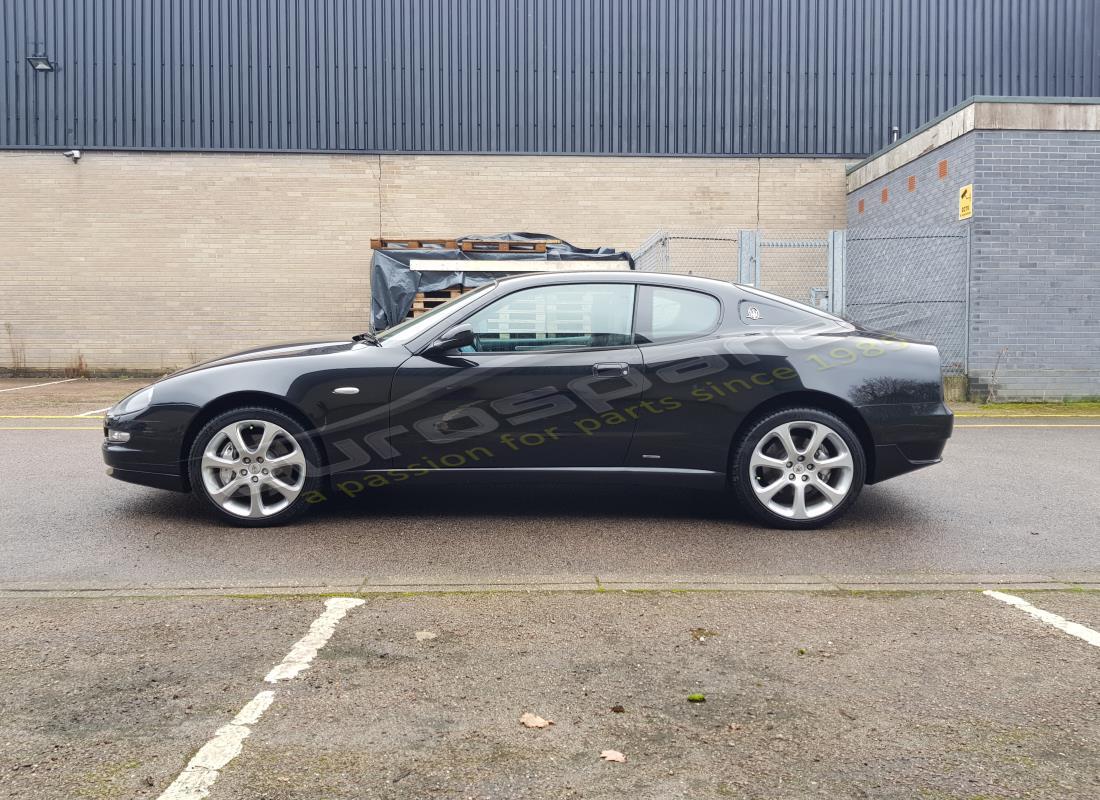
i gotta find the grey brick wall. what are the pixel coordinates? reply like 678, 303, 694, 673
846, 129, 1100, 400
969, 130, 1100, 400
844, 137, 973, 376
847, 136, 974, 230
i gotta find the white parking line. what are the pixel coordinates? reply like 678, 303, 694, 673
984, 590, 1100, 648
156, 597, 366, 800
266, 597, 366, 682
157, 690, 275, 800
77, 406, 112, 417
0, 377, 78, 393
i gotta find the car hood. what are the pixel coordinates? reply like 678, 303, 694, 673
164, 339, 360, 379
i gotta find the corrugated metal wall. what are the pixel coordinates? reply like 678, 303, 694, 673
2, 0, 1097, 156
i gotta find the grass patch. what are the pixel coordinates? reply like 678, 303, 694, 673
1011, 585, 1100, 595
820, 588, 924, 600
954, 400, 1100, 416
76, 760, 141, 799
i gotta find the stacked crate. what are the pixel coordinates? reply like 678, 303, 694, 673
408, 286, 472, 317
371, 237, 562, 320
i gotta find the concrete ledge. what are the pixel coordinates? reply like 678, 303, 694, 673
3, 573, 1100, 598
846, 96, 1100, 192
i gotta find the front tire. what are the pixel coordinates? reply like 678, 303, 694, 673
187, 406, 322, 527
731, 407, 865, 530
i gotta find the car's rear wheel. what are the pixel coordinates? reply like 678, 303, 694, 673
731, 407, 865, 530
187, 407, 321, 527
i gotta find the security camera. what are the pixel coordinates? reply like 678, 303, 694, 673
62, 149, 81, 163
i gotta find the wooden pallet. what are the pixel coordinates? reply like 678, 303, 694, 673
460, 240, 555, 253
408, 286, 473, 318
371, 237, 458, 250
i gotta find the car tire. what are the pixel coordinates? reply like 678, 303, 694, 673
731, 407, 866, 530
187, 406, 322, 527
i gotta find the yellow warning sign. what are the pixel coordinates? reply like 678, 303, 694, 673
958, 184, 973, 220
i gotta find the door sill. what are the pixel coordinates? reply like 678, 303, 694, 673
333, 466, 726, 489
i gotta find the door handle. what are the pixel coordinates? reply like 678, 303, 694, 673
332, 387, 360, 395
593, 362, 629, 377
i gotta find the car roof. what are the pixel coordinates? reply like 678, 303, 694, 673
492, 270, 737, 291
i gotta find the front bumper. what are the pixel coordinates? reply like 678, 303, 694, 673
102, 410, 190, 493
103, 458, 189, 491
859, 401, 954, 484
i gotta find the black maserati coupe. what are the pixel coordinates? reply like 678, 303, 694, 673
103, 271, 952, 529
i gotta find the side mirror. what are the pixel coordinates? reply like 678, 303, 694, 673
425, 323, 475, 355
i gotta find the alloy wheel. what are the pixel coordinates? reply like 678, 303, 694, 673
749, 420, 855, 520
199, 419, 307, 519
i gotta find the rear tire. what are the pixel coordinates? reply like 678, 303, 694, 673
187, 406, 322, 527
731, 407, 865, 530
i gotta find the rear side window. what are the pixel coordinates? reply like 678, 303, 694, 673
635, 286, 721, 344
737, 288, 848, 328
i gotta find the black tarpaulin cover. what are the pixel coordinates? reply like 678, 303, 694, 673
370, 232, 633, 330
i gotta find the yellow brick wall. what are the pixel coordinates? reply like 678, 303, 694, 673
757, 159, 851, 233
0, 150, 847, 372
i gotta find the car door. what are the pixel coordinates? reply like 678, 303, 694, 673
385, 282, 645, 470
626, 284, 737, 472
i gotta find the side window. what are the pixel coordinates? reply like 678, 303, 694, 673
636, 286, 721, 344
463, 283, 636, 352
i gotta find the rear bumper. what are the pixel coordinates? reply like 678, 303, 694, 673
859, 401, 953, 484
869, 439, 948, 484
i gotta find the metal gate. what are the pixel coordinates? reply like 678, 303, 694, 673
737, 232, 831, 307
635, 230, 829, 307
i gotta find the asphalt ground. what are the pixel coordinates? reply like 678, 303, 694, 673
1, 591, 1099, 799
1, 378, 1099, 592
2, 379, 1099, 799
0, 377, 148, 416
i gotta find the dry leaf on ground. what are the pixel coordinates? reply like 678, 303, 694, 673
519, 712, 553, 729
600, 749, 626, 763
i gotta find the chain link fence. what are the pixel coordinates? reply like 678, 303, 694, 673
843, 228, 969, 375
633, 230, 829, 306
634, 227, 969, 376
632, 231, 740, 281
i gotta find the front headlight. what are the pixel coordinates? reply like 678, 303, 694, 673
114, 386, 154, 415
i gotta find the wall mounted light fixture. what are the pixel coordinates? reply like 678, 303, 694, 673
27, 55, 54, 72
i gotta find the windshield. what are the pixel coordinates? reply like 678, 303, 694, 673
376, 282, 496, 345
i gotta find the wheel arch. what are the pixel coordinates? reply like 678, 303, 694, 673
728, 390, 875, 481
179, 391, 329, 489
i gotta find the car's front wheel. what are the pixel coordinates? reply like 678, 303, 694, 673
731, 407, 866, 530
187, 407, 321, 526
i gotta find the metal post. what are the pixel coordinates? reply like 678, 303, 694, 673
827, 230, 846, 316
963, 225, 972, 377
737, 230, 759, 286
